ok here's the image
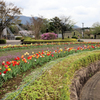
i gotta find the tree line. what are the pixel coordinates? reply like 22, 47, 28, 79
0, 0, 100, 39
0, 0, 75, 39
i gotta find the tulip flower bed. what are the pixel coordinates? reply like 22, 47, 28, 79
0, 43, 87, 65
3, 50, 100, 100
0, 42, 100, 52
0, 44, 99, 86
0, 43, 100, 99
0, 42, 99, 65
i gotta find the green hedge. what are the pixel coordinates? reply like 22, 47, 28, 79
0, 39, 6, 44
15, 37, 22, 40
22, 39, 77, 44
72, 36, 78, 39
21, 37, 32, 42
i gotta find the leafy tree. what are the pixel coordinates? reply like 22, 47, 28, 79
48, 17, 61, 34
91, 22, 100, 39
60, 16, 75, 39
0, 0, 22, 39
40, 18, 49, 33
9, 25, 19, 34
48, 16, 75, 39
84, 30, 91, 37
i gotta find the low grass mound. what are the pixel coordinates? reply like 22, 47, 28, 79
4, 50, 100, 100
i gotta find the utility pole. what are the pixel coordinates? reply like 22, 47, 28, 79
82, 23, 84, 37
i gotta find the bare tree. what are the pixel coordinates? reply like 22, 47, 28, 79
60, 16, 75, 39
0, 0, 22, 39
30, 16, 44, 39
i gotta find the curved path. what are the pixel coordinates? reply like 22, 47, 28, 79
0, 39, 100, 46
80, 39, 100, 42
0, 40, 21, 46
80, 71, 100, 100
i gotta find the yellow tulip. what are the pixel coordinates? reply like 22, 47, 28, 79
32, 52, 34, 54
8, 68, 11, 71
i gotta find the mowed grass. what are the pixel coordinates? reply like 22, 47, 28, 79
4, 50, 100, 100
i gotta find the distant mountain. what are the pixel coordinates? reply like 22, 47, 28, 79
19, 15, 31, 24
19, 15, 37, 25
19, 15, 80, 29
72, 25, 80, 29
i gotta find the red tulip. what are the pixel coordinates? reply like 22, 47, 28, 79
5, 65, 8, 68
6, 69, 8, 71
2, 62, 5, 66
6, 61, 11, 65
13, 64, 15, 66
3, 71, 6, 74
52, 55, 54, 57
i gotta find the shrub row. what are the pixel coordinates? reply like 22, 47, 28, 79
72, 36, 78, 39
22, 39, 77, 44
15, 37, 22, 40
0, 39, 6, 44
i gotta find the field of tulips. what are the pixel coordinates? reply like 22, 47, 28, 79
0, 43, 100, 85
0, 42, 98, 65
0, 42, 99, 52
0, 42, 100, 99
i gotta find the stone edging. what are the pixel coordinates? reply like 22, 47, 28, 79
70, 61, 100, 100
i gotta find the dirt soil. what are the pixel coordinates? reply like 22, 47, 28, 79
80, 71, 100, 100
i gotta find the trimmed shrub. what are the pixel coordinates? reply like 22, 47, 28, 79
72, 36, 78, 39
77, 39, 84, 42
15, 37, 22, 40
22, 39, 77, 44
0, 39, 6, 44
21, 37, 32, 42
41, 33, 58, 40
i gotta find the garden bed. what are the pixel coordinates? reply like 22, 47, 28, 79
1, 42, 100, 99
1, 49, 100, 99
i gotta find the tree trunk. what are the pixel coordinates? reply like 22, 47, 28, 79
0, 31, 3, 39
62, 30, 64, 39
94, 34, 96, 39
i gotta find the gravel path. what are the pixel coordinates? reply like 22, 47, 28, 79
80, 71, 100, 100
0, 39, 100, 46
0, 40, 21, 46
80, 39, 100, 42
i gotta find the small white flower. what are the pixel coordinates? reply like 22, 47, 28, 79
35, 59, 36, 61
2, 73, 5, 77
40, 56, 42, 57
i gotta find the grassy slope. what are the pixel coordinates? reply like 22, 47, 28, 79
4, 50, 100, 100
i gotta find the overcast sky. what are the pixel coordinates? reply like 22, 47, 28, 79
6, 0, 100, 27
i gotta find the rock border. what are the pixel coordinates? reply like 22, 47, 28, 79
70, 61, 100, 100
